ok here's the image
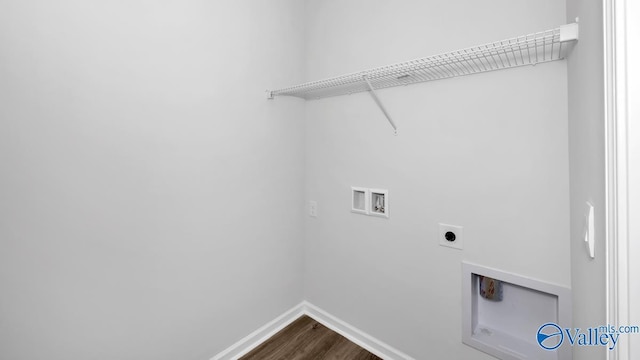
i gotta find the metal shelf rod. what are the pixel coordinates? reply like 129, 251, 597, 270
363, 75, 398, 135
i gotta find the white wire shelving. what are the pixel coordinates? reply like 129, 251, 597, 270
267, 23, 579, 134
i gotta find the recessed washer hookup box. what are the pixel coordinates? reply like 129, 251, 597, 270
462, 262, 572, 360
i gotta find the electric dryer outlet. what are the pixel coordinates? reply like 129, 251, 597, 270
439, 223, 463, 250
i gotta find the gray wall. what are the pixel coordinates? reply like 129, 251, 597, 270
0, 1, 306, 359
303, 1, 570, 359
566, 0, 606, 359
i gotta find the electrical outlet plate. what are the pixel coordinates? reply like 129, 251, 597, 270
309, 201, 318, 217
439, 223, 463, 250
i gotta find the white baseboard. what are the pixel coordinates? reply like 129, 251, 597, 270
210, 301, 415, 360
210, 302, 305, 360
301, 301, 415, 360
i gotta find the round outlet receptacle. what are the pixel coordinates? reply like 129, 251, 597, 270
445, 231, 456, 242
439, 223, 463, 250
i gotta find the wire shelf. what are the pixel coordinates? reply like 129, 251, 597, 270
268, 23, 579, 100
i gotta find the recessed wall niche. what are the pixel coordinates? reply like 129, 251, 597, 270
351, 187, 388, 218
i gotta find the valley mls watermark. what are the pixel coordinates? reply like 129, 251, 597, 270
537, 323, 640, 351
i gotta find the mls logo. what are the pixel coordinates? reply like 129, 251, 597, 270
537, 323, 564, 350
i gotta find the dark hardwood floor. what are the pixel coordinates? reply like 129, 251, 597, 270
239, 315, 382, 360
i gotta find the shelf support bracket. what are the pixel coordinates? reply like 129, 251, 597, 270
363, 75, 398, 135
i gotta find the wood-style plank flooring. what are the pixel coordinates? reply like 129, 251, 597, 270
239, 315, 382, 360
